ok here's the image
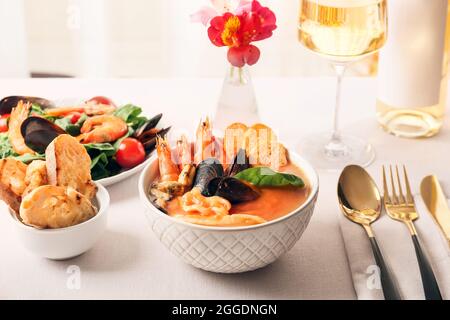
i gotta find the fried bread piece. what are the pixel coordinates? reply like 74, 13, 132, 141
46, 134, 97, 199
0, 158, 27, 212
20, 185, 97, 229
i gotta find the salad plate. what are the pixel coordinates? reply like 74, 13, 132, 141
0, 95, 170, 187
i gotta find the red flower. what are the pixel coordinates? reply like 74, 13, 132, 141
207, 0, 276, 67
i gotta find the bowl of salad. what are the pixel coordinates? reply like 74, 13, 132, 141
0, 95, 170, 186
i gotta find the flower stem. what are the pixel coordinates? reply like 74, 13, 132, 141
238, 67, 243, 85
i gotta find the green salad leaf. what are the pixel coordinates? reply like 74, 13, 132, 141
54, 113, 87, 136
0, 133, 45, 164
31, 103, 58, 122
30, 103, 45, 115
114, 104, 147, 130
84, 143, 120, 180
234, 167, 305, 188
14, 153, 46, 163
0, 133, 18, 159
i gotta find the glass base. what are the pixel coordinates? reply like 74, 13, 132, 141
298, 132, 375, 171
377, 109, 442, 138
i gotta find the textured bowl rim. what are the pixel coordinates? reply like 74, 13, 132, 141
8, 182, 110, 234
138, 149, 319, 232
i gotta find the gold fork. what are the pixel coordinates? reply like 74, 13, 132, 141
383, 165, 442, 300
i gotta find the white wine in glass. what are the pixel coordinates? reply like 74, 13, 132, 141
298, 0, 387, 170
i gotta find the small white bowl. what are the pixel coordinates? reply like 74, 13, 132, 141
8, 182, 110, 260
139, 151, 319, 273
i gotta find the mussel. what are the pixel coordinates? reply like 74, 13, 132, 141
193, 158, 224, 196
133, 113, 170, 152
193, 154, 260, 203
214, 177, 260, 203
140, 126, 171, 152
224, 148, 250, 176
0, 96, 54, 115
21, 117, 66, 154
134, 113, 162, 138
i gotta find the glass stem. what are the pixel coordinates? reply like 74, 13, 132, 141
324, 62, 349, 158
331, 63, 347, 142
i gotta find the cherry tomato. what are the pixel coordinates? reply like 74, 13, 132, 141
70, 112, 83, 124
0, 114, 10, 132
87, 96, 115, 107
116, 138, 146, 169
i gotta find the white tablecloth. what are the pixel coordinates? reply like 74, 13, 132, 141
0, 78, 448, 299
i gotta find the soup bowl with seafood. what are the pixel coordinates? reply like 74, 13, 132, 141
139, 120, 318, 273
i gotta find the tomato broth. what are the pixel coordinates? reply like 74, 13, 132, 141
165, 163, 310, 224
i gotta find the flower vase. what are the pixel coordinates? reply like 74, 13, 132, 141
213, 65, 259, 131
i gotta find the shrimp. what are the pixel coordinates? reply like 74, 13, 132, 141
8, 101, 35, 155
176, 134, 192, 168
176, 134, 196, 187
78, 115, 128, 143
194, 117, 215, 164
45, 102, 115, 117
150, 136, 196, 204
156, 136, 179, 182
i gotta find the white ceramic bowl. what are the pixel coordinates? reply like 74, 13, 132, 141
8, 183, 110, 260
139, 152, 319, 273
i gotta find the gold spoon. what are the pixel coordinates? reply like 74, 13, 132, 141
338, 165, 401, 300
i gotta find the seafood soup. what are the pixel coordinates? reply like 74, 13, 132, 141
149, 119, 311, 227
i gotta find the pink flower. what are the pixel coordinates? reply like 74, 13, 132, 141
191, 0, 253, 26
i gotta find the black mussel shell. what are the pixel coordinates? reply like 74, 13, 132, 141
0, 96, 54, 115
138, 128, 159, 144
225, 148, 250, 176
205, 177, 222, 197
21, 117, 66, 154
141, 127, 171, 152
214, 177, 260, 204
193, 158, 224, 196
134, 113, 163, 137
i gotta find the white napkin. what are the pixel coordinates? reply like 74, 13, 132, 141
339, 195, 450, 300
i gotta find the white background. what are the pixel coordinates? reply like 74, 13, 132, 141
0, 0, 375, 78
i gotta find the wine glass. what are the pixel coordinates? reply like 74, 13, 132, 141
297, 0, 387, 170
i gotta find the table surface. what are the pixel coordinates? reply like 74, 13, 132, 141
0, 77, 449, 300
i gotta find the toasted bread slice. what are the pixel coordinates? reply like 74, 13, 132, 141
0, 158, 27, 212
244, 124, 288, 170
8, 100, 35, 155
20, 185, 97, 229
46, 134, 97, 199
23, 160, 48, 197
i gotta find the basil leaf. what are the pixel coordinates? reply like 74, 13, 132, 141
114, 104, 147, 130
234, 167, 304, 188
14, 153, 45, 164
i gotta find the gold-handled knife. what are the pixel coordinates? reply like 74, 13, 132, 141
420, 175, 450, 247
